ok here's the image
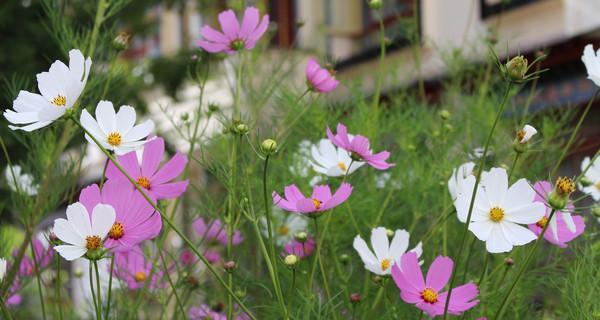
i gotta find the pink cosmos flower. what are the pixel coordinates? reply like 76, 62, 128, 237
192, 218, 244, 246
16, 238, 53, 277
106, 137, 189, 201
272, 183, 353, 216
204, 250, 222, 264
180, 249, 196, 266
281, 237, 315, 258
79, 182, 161, 251
327, 123, 394, 170
114, 245, 163, 290
528, 181, 585, 248
391, 252, 479, 317
188, 304, 250, 320
197, 7, 269, 54
306, 58, 339, 93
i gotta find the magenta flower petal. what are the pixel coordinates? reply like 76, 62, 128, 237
327, 123, 394, 170
425, 256, 453, 292
151, 181, 189, 199
311, 185, 332, 202
284, 184, 307, 203
192, 218, 243, 246
400, 252, 425, 290
305, 58, 339, 93
391, 264, 422, 295
239, 7, 260, 40
198, 40, 230, 53
247, 14, 269, 46
273, 183, 352, 215
200, 25, 229, 43
151, 152, 187, 185
282, 237, 315, 258
115, 245, 163, 290
79, 184, 103, 214
322, 183, 353, 210
141, 137, 164, 177
218, 10, 240, 40
272, 192, 298, 212
106, 151, 140, 182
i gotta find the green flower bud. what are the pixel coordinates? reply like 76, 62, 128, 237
294, 231, 308, 243
591, 205, 600, 218
385, 229, 394, 238
505, 55, 528, 82
369, 0, 383, 10
439, 109, 451, 121
284, 254, 299, 267
261, 139, 278, 154
113, 31, 131, 51
339, 253, 350, 264
232, 121, 249, 135
578, 176, 592, 188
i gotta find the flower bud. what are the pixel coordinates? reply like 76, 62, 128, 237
350, 293, 361, 303
180, 113, 189, 122
187, 275, 199, 289
284, 254, 299, 267
368, 0, 383, 10
113, 31, 131, 51
224, 260, 236, 272
444, 123, 453, 132
235, 289, 246, 299
385, 229, 394, 238
372, 275, 383, 284
439, 109, 451, 121
48, 232, 61, 246
232, 121, 249, 135
294, 231, 308, 243
261, 139, 278, 154
339, 253, 350, 264
85, 248, 105, 261
208, 103, 220, 113
514, 125, 537, 153
578, 176, 592, 188
432, 130, 440, 137
591, 205, 600, 218
548, 177, 575, 210
504, 257, 514, 266
505, 55, 529, 82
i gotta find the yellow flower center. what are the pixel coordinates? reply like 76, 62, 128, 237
421, 288, 438, 304
312, 199, 322, 210
380, 258, 391, 271
337, 162, 347, 173
489, 207, 505, 222
51, 95, 67, 107
595, 182, 600, 192
108, 222, 125, 240
107, 132, 122, 146
134, 271, 147, 282
556, 177, 575, 195
536, 216, 548, 228
277, 226, 290, 235
85, 235, 102, 250
136, 176, 151, 189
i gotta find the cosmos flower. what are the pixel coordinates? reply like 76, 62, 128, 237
261, 208, 307, 246
309, 139, 364, 177
516, 124, 537, 143
78, 182, 162, 251
327, 123, 394, 170
527, 181, 584, 246
305, 58, 339, 93
192, 218, 243, 246
80, 100, 154, 155
197, 7, 269, 54
578, 156, 600, 201
582, 44, 600, 87
52, 202, 116, 261
454, 168, 545, 253
106, 137, 189, 200
448, 162, 475, 200
281, 237, 315, 258
114, 245, 163, 290
3, 49, 91, 131
272, 183, 353, 216
16, 237, 53, 277
353, 227, 422, 276
4, 165, 38, 196
391, 252, 479, 317
188, 304, 250, 320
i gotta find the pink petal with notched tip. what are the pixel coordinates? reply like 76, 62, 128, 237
400, 252, 426, 291
141, 137, 164, 177
218, 10, 240, 40
321, 183, 352, 210
311, 185, 333, 202
272, 192, 298, 212
151, 152, 187, 185
246, 14, 269, 47
284, 184, 307, 203
198, 40, 230, 53
425, 256, 453, 292
239, 7, 260, 40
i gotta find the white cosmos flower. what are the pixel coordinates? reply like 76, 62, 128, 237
0, 258, 6, 281
517, 124, 537, 143
353, 227, 422, 276
80, 100, 154, 155
310, 139, 365, 177
261, 208, 307, 246
448, 162, 489, 200
53, 202, 116, 261
3, 49, 91, 131
579, 156, 600, 201
5, 165, 38, 196
454, 168, 545, 253
582, 44, 600, 87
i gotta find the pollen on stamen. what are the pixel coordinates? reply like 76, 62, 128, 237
108, 222, 125, 240
312, 199, 322, 210
595, 182, 600, 192
337, 162, 347, 173
107, 132, 122, 146
85, 235, 102, 250
380, 258, 391, 271
536, 216, 548, 228
277, 226, 290, 235
136, 176, 151, 189
421, 288, 438, 304
51, 95, 67, 107
489, 207, 505, 222
134, 271, 147, 282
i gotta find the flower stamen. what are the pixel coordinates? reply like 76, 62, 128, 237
51, 95, 67, 107
337, 162, 347, 173
108, 222, 125, 240
277, 226, 290, 235
312, 199, 322, 210
134, 271, 147, 282
536, 216, 548, 228
136, 176, 151, 189
555, 177, 575, 195
421, 288, 438, 304
107, 132, 122, 146
380, 258, 391, 271
85, 235, 102, 250
489, 207, 505, 222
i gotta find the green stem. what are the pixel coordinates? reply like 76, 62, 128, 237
159, 250, 186, 318
442, 82, 513, 319
477, 253, 489, 286
104, 255, 114, 320
460, 237, 477, 283
0, 295, 13, 320
234, 53, 244, 119
507, 152, 520, 181
575, 150, 599, 185
371, 12, 386, 112
88, 262, 99, 320
87, 0, 109, 59
93, 261, 102, 320
550, 89, 599, 177
493, 209, 557, 319
56, 256, 63, 320
309, 218, 332, 303
276, 89, 312, 141
30, 241, 47, 320
69, 116, 257, 320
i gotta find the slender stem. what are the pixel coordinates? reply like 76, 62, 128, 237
56, 256, 63, 320
234, 53, 244, 119
309, 218, 332, 301
276, 89, 312, 141
69, 116, 257, 320
442, 82, 513, 319
507, 152, 520, 181
93, 261, 102, 320
87, 0, 109, 59
227, 136, 238, 320
550, 89, 599, 177
371, 11, 386, 112
88, 263, 99, 320
460, 237, 477, 283
30, 241, 47, 320
99, 157, 109, 189
104, 255, 115, 320
0, 295, 13, 320
493, 209, 557, 319
477, 253, 490, 286
159, 250, 186, 318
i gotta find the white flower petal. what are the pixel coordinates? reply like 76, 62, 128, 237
504, 202, 545, 224
66, 202, 93, 237
122, 120, 154, 143
500, 222, 537, 246
8, 121, 53, 132
561, 211, 576, 233
353, 235, 378, 266
54, 245, 87, 261
53, 218, 85, 247
80, 109, 106, 142
115, 105, 137, 135
91, 204, 116, 238
503, 178, 535, 210
95, 100, 117, 134
549, 214, 559, 242
469, 220, 493, 241
388, 229, 409, 259
483, 168, 508, 206
370, 227, 389, 261
485, 224, 513, 253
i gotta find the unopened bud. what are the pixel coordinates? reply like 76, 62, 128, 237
232, 121, 249, 135
180, 113, 189, 122
235, 289, 246, 299
444, 123, 453, 132
579, 177, 592, 188
439, 109, 451, 121
261, 139, 278, 154
74, 267, 83, 278
48, 232, 60, 246
284, 254, 299, 267
294, 232, 308, 242
224, 260, 236, 272
505, 55, 529, 82
591, 205, 600, 218
372, 275, 383, 284
504, 257, 514, 266
113, 31, 131, 51
368, 0, 383, 10
385, 229, 394, 238
208, 103, 220, 113
350, 293, 361, 303
339, 253, 350, 264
